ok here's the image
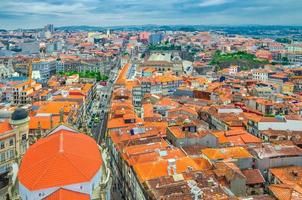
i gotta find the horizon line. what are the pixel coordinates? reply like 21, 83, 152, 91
2, 23, 302, 31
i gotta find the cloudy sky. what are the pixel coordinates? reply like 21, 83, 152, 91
1, 0, 302, 29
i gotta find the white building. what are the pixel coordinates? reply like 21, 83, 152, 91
257, 115, 302, 131
252, 69, 269, 82
32, 58, 57, 82
0, 64, 14, 79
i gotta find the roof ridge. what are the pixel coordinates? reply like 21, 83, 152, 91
64, 151, 100, 163
62, 153, 91, 181
45, 188, 90, 200
61, 131, 93, 142
59, 132, 64, 153
22, 153, 57, 173
31, 154, 60, 189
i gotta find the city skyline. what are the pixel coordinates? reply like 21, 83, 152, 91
1, 1, 302, 199
1, 0, 302, 29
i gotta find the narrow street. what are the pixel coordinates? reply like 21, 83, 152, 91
92, 57, 120, 144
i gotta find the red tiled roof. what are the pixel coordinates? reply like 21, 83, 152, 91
242, 169, 265, 185
18, 130, 102, 191
43, 189, 89, 200
269, 184, 302, 200
0, 121, 12, 134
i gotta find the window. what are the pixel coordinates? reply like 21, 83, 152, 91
9, 150, 14, 159
0, 165, 6, 174
22, 134, 27, 141
9, 138, 14, 146
0, 153, 5, 162
0, 141, 4, 149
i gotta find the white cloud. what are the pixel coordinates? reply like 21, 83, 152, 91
199, 0, 232, 7
0, 0, 302, 29
1, 0, 98, 16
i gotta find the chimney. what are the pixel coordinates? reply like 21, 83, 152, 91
167, 159, 177, 175
60, 108, 64, 123
50, 115, 53, 129
37, 121, 42, 139
291, 170, 299, 177
37, 120, 41, 130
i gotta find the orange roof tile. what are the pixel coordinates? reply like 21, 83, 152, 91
240, 133, 262, 143
0, 121, 12, 134
125, 80, 139, 90
123, 140, 169, 156
202, 147, 253, 160
214, 128, 263, 146
155, 97, 179, 107
18, 130, 102, 191
212, 131, 230, 144
242, 169, 265, 185
34, 101, 79, 115
116, 63, 131, 85
269, 166, 302, 187
168, 126, 214, 139
109, 128, 165, 148
126, 147, 185, 166
142, 103, 154, 118
227, 135, 246, 146
133, 157, 210, 182
123, 113, 136, 120
269, 184, 302, 200
29, 116, 66, 130
143, 121, 168, 128
43, 189, 89, 200
107, 118, 130, 129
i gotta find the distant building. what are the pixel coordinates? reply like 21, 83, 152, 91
255, 50, 273, 61
149, 33, 164, 45
167, 121, 218, 148
45, 42, 55, 54
32, 58, 56, 82
286, 52, 302, 64
44, 24, 54, 33
0, 63, 14, 79
139, 32, 150, 42
20, 41, 40, 55
202, 147, 254, 169
246, 115, 302, 137
251, 69, 271, 82
9, 80, 42, 105
250, 144, 302, 176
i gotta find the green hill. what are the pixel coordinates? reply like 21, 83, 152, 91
210, 51, 269, 71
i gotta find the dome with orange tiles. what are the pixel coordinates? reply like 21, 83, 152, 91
18, 129, 102, 191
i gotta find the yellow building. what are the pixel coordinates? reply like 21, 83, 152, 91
0, 109, 29, 181
282, 82, 294, 94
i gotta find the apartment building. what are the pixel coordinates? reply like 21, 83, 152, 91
133, 75, 182, 107
0, 108, 29, 188
10, 80, 42, 105
32, 58, 56, 82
